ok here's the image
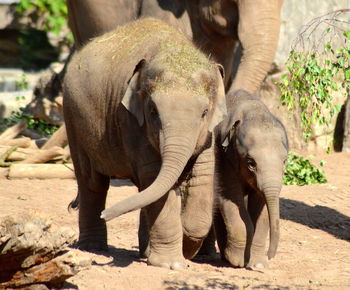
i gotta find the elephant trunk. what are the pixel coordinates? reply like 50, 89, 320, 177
261, 179, 282, 260
231, 0, 283, 94
101, 131, 196, 221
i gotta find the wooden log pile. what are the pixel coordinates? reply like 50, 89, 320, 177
0, 212, 91, 289
0, 122, 74, 179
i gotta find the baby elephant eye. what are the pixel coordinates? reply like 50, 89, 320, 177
246, 157, 256, 171
201, 108, 209, 118
150, 105, 158, 117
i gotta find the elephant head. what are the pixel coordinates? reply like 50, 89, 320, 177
101, 53, 227, 221
220, 90, 288, 259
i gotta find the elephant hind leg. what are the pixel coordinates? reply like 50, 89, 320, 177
197, 225, 217, 259
213, 209, 227, 261
138, 209, 150, 258
70, 149, 110, 251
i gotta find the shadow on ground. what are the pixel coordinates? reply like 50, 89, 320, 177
69, 245, 140, 268
281, 198, 350, 242
163, 277, 291, 290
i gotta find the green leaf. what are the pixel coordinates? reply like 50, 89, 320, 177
283, 153, 327, 186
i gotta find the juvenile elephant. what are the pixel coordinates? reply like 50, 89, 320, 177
67, 0, 283, 94
63, 18, 227, 269
215, 90, 288, 268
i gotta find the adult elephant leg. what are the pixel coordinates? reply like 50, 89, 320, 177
247, 193, 269, 268
67, 0, 139, 48
144, 189, 184, 269
181, 145, 215, 259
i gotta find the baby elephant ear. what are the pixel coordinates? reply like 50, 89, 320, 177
221, 119, 240, 147
122, 59, 146, 127
209, 64, 227, 132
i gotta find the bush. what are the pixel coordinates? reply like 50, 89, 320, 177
283, 152, 327, 186
278, 10, 350, 141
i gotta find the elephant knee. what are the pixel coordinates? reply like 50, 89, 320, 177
183, 216, 212, 240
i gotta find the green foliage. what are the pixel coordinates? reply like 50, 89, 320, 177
16, 0, 68, 36
1, 74, 59, 137
283, 152, 327, 186
15, 74, 29, 91
1, 107, 59, 137
278, 29, 350, 141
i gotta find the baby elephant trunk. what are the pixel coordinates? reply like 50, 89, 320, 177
261, 178, 282, 260
101, 133, 196, 221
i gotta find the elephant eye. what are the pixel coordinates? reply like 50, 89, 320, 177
149, 104, 159, 118
246, 157, 256, 171
201, 108, 208, 118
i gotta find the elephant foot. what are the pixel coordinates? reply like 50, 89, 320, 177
76, 239, 108, 252
224, 246, 246, 268
147, 252, 186, 270
182, 235, 203, 259
247, 253, 268, 269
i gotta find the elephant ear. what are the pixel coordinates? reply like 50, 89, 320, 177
209, 64, 227, 132
221, 119, 240, 147
121, 59, 146, 127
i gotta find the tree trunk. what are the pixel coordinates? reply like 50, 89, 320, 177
342, 95, 350, 152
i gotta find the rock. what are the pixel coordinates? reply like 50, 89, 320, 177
0, 212, 90, 289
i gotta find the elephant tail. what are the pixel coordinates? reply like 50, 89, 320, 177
68, 192, 79, 211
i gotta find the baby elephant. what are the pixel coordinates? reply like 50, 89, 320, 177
63, 18, 227, 270
215, 90, 288, 268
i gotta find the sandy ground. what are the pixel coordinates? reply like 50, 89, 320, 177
1, 152, 350, 289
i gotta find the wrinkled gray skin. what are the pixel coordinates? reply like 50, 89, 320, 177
63, 19, 227, 270
214, 90, 288, 268
67, 0, 283, 94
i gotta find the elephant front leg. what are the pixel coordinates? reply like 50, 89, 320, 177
247, 193, 269, 268
144, 189, 185, 270
181, 146, 215, 259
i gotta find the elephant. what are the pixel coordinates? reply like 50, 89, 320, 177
63, 18, 227, 270
66, 0, 283, 94
214, 89, 288, 268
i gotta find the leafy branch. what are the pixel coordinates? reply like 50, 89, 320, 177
283, 153, 327, 186
278, 10, 350, 141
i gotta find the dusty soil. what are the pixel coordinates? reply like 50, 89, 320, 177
1, 152, 350, 289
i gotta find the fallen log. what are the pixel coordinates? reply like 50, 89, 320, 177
19, 146, 66, 164
0, 213, 91, 289
1, 137, 32, 148
0, 120, 27, 141
0, 146, 67, 163
41, 124, 68, 150
8, 163, 75, 179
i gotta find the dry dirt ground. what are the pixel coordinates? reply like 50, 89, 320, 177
1, 152, 350, 289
